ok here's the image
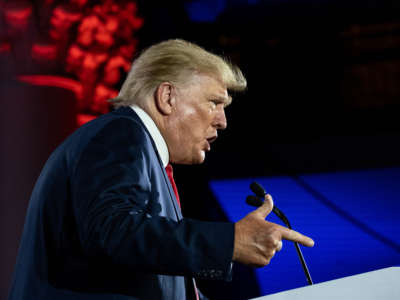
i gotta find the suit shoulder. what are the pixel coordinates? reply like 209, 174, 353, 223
60, 109, 152, 175
76, 108, 150, 146
95, 115, 148, 143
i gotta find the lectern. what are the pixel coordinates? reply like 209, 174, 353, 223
250, 267, 399, 300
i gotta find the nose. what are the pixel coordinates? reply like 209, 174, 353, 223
214, 106, 227, 130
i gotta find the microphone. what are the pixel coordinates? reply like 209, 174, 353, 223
247, 182, 313, 285
246, 195, 263, 207
249, 182, 289, 227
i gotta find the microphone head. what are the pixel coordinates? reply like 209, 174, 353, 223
250, 182, 266, 197
246, 195, 264, 207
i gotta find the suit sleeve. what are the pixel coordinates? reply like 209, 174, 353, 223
71, 118, 235, 280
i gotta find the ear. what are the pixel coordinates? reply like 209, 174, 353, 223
155, 82, 175, 115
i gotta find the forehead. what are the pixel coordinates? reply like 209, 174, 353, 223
184, 73, 231, 105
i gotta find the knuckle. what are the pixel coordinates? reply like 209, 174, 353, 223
276, 241, 283, 251
263, 249, 275, 260
262, 257, 270, 266
251, 256, 270, 268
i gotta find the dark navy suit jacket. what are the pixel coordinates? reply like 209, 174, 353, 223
8, 107, 234, 300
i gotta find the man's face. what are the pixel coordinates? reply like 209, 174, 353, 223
167, 73, 230, 164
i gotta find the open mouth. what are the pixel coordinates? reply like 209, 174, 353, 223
207, 135, 217, 144
205, 135, 217, 151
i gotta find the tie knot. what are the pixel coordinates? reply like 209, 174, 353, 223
165, 163, 180, 208
165, 163, 173, 176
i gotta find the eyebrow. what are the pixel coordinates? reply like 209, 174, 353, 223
225, 96, 232, 107
212, 95, 232, 107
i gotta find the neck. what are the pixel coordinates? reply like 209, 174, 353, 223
140, 100, 172, 157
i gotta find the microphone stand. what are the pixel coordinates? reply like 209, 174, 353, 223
246, 182, 313, 285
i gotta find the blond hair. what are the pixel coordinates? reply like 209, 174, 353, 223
110, 39, 246, 107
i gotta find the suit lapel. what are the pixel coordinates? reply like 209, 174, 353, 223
161, 167, 183, 220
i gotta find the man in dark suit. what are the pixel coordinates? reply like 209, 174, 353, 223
8, 39, 314, 300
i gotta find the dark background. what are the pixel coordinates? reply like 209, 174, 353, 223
1, 0, 400, 299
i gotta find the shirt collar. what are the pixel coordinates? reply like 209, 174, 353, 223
129, 105, 169, 168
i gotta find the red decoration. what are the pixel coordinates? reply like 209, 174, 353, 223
77, 114, 97, 126
60, 0, 143, 123
18, 75, 83, 99
6, 0, 143, 126
49, 5, 83, 41
31, 43, 58, 61
3, 2, 33, 32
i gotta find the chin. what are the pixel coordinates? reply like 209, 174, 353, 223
191, 151, 206, 165
173, 151, 206, 165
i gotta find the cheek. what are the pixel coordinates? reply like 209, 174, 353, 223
191, 115, 211, 140
183, 111, 209, 133
175, 105, 211, 144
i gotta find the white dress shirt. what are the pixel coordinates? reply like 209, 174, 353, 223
129, 105, 169, 168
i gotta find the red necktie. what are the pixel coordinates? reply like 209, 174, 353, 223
165, 164, 180, 208
165, 164, 199, 300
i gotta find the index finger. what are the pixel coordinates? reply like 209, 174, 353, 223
279, 226, 315, 247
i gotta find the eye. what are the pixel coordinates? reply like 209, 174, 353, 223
209, 100, 218, 109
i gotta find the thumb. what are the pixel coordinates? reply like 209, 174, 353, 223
254, 194, 274, 219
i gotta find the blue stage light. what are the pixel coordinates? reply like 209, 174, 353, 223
210, 168, 400, 296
